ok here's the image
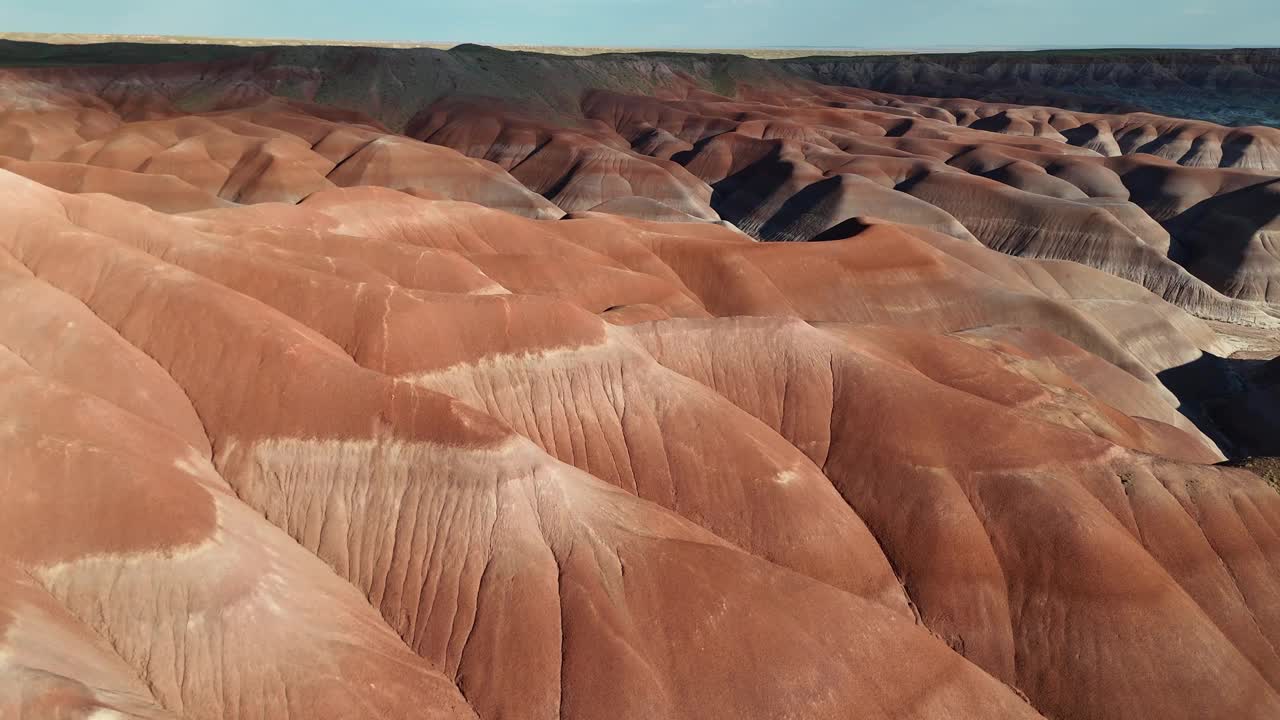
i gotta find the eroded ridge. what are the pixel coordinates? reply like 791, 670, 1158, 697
1, 43, 1279, 720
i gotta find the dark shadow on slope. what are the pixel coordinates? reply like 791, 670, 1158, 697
703, 153, 805, 239
1158, 353, 1280, 459
810, 217, 873, 241
1160, 179, 1280, 304
756, 175, 848, 241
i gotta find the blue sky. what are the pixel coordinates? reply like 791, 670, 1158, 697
4, 0, 1279, 49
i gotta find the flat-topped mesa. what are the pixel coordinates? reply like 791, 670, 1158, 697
778, 48, 1280, 127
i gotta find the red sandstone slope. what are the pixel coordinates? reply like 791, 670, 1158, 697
2, 42, 1280, 720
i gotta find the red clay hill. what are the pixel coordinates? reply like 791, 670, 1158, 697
1, 38, 1279, 720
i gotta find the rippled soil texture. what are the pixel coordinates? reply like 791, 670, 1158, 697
2, 41, 1280, 720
